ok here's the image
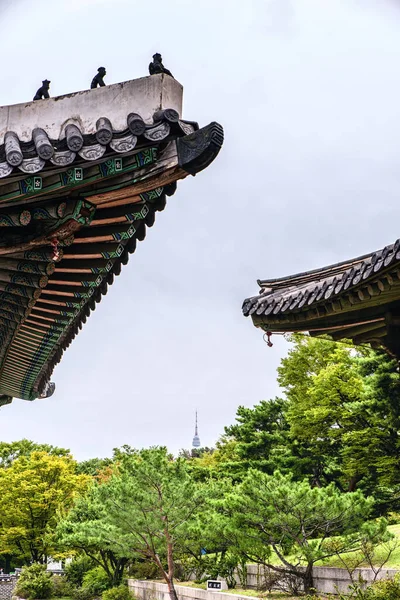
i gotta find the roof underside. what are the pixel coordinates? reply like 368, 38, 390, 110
0, 76, 223, 404
243, 239, 400, 359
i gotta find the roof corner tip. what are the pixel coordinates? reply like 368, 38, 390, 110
177, 121, 224, 176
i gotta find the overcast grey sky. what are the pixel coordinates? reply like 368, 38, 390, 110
0, 0, 399, 459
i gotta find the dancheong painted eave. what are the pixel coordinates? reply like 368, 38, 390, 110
0, 74, 224, 406
243, 238, 400, 361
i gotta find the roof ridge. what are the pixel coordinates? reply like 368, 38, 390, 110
256, 246, 390, 289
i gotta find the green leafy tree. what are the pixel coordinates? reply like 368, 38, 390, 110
279, 336, 365, 490
182, 440, 242, 483
221, 336, 400, 505
76, 458, 113, 477
222, 469, 380, 594
222, 397, 290, 477
178, 447, 215, 460
59, 447, 207, 600
56, 487, 130, 587
352, 349, 400, 492
0, 440, 70, 468
0, 451, 89, 563
279, 336, 400, 497
98, 447, 209, 600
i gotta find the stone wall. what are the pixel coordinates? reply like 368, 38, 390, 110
129, 564, 400, 597
0, 577, 17, 600
128, 581, 249, 600
246, 564, 399, 594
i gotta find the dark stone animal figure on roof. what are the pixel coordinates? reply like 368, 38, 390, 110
91, 67, 106, 89
33, 80, 51, 101
149, 53, 173, 78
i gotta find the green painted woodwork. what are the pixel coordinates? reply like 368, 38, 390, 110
0, 149, 157, 206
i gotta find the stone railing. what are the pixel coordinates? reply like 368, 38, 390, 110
0, 576, 17, 600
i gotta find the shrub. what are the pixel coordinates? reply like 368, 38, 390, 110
127, 561, 159, 581
71, 587, 96, 600
364, 574, 400, 599
386, 512, 400, 526
102, 585, 133, 600
65, 556, 95, 587
14, 564, 54, 600
52, 574, 73, 597
82, 567, 110, 595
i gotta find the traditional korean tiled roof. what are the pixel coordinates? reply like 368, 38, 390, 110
0, 75, 223, 404
0, 110, 197, 179
243, 239, 400, 358
243, 240, 400, 318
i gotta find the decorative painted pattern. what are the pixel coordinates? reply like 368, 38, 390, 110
0, 119, 224, 403
0, 149, 157, 205
0, 209, 32, 227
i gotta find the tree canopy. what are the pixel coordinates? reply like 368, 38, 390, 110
221, 469, 376, 593
217, 336, 400, 507
58, 447, 208, 600
0, 440, 70, 468
0, 451, 89, 562
0, 335, 399, 597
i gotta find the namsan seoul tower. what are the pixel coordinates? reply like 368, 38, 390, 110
192, 411, 201, 448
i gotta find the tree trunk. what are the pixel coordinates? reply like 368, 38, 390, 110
154, 551, 178, 600
111, 558, 127, 586
165, 534, 178, 600
166, 577, 179, 600
303, 564, 314, 594
348, 476, 360, 492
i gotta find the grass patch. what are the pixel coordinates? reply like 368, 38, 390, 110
176, 581, 207, 590
176, 583, 328, 599
250, 523, 400, 569
314, 524, 400, 569
222, 590, 260, 596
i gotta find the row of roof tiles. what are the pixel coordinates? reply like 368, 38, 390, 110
243, 238, 400, 318
0, 109, 196, 177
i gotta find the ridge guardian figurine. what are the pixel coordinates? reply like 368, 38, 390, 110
33, 80, 51, 101
149, 53, 173, 78
91, 67, 106, 89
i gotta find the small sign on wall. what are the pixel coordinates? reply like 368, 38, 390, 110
207, 580, 227, 591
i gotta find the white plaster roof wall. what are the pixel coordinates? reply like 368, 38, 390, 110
0, 74, 183, 143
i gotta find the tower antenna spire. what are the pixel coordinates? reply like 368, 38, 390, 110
192, 410, 201, 448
